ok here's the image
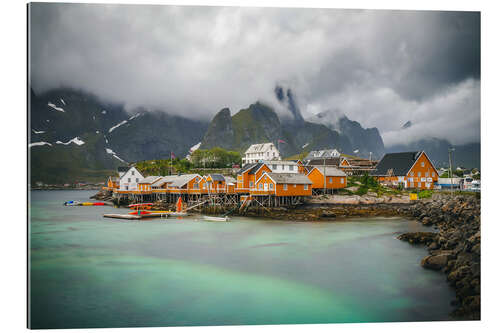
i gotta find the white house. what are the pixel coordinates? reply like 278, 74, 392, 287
243, 142, 281, 165
119, 166, 144, 191
263, 160, 299, 173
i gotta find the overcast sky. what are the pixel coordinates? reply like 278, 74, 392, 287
29, 3, 480, 147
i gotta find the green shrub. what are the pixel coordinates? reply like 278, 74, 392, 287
355, 186, 368, 196
418, 190, 433, 199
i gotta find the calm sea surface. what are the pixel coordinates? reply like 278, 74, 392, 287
29, 190, 455, 328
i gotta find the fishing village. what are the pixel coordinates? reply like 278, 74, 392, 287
80, 142, 482, 319
88, 142, 479, 219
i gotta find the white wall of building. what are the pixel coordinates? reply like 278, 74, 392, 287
119, 166, 144, 191
243, 143, 281, 164
264, 161, 298, 173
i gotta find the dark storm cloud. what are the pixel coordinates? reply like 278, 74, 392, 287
29, 4, 480, 146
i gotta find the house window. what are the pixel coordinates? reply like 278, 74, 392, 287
128, 178, 131, 182
341, 178, 344, 184
421, 162, 425, 167
304, 184, 308, 190
329, 177, 333, 183
131, 171, 135, 175
418, 182, 421, 187
282, 165, 285, 170
259, 183, 263, 189
289, 165, 293, 171
409, 182, 414, 188
418, 172, 421, 177
270, 183, 274, 189
136, 178, 139, 183
249, 181, 254, 188
432, 172, 435, 177
194, 183, 199, 189
284, 184, 288, 190
410, 172, 414, 176
425, 172, 429, 177
294, 184, 296, 188
273, 164, 277, 170
267, 152, 269, 157
125, 186, 129, 190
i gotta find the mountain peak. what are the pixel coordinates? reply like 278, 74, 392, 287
274, 85, 304, 123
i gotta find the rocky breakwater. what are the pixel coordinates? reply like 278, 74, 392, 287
239, 194, 414, 221
397, 194, 480, 320
90, 189, 114, 201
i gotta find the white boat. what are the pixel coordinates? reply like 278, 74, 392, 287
170, 211, 188, 217
203, 215, 230, 222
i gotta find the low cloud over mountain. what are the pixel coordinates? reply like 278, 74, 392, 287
30, 4, 480, 146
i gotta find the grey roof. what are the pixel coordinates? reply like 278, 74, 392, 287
306, 157, 341, 166
168, 174, 200, 188
310, 166, 347, 177
209, 174, 225, 182
238, 162, 259, 174
262, 160, 297, 165
152, 175, 179, 187
117, 166, 129, 172
139, 176, 162, 184
371, 151, 423, 176
249, 163, 266, 175
304, 149, 341, 161
245, 142, 277, 154
266, 172, 312, 184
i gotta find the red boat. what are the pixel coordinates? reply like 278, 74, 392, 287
129, 210, 151, 215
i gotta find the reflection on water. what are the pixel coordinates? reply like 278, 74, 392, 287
29, 190, 455, 329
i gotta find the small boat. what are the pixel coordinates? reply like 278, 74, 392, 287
203, 216, 230, 222
64, 200, 80, 206
129, 210, 151, 215
170, 211, 188, 217
92, 202, 105, 206
81, 202, 94, 206
129, 203, 154, 210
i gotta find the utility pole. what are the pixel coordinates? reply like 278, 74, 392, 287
323, 155, 326, 194
448, 147, 455, 196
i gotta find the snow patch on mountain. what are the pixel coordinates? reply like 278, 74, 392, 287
109, 120, 127, 133
189, 142, 201, 153
48, 102, 65, 112
32, 129, 46, 134
105, 148, 126, 163
29, 142, 52, 148
129, 113, 141, 120
56, 137, 85, 146
60, 98, 66, 106
101, 110, 107, 114
186, 142, 201, 159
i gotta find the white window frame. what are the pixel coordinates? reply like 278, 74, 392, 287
284, 184, 288, 191
304, 184, 308, 190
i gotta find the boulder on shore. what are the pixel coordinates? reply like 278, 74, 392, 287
421, 254, 449, 270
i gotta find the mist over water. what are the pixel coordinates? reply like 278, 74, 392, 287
29, 190, 455, 328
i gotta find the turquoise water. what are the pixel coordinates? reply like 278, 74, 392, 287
29, 190, 455, 329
